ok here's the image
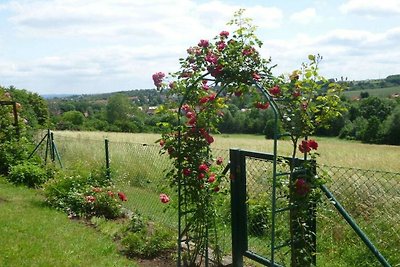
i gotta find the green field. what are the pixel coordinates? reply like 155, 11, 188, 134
53, 131, 400, 172
344, 85, 400, 98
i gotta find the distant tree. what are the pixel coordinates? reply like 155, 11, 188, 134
382, 106, 400, 145
106, 94, 132, 124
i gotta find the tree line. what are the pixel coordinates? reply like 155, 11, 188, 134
1, 85, 399, 145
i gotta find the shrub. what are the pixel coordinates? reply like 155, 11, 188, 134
121, 214, 175, 258
43, 168, 126, 219
7, 162, 50, 188
0, 138, 37, 175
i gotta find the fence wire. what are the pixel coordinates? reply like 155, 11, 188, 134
38, 133, 400, 266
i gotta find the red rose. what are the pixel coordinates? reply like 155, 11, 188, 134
298, 140, 311, 153
118, 192, 128, 201
216, 157, 223, 165
199, 96, 209, 104
183, 168, 192, 176
308, 139, 318, 150
252, 73, 261, 81
269, 85, 281, 96
208, 174, 216, 183
159, 193, 170, 204
198, 173, 205, 179
198, 163, 209, 172
295, 178, 310, 196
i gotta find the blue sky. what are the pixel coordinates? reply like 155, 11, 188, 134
0, 0, 399, 95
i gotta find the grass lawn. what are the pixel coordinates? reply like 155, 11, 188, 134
0, 177, 137, 267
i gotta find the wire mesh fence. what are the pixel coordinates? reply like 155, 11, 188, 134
35, 132, 400, 266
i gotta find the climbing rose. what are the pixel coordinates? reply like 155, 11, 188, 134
198, 39, 209, 48
255, 101, 269, 110
160, 193, 170, 204
183, 168, 192, 176
152, 72, 165, 88
216, 157, 223, 165
252, 73, 261, 81
198, 173, 205, 179
269, 85, 281, 96
92, 187, 101, 193
213, 186, 220, 192
217, 41, 226, 51
308, 139, 318, 150
295, 178, 310, 196
118, 192, 128, 201
298, 140, 311, 153
107, 191, 114, 197
199, 96, 209, 104
198, 163, 209, 172
219, 31, 229, 38
208, 174, 216, 183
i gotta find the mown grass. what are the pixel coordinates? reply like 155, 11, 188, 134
0, 177, 137, 267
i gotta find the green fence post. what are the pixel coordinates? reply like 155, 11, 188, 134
105, 139, 111, 180
230, 149, 247, 267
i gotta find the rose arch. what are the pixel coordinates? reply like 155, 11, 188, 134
152, 10, 346, 267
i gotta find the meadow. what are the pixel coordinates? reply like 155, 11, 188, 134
344, 85, 400, 98
53, 130, 400, 172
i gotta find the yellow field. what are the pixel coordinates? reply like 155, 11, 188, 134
53, 131, 400, 172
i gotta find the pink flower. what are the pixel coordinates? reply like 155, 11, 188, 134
269, 86, 281, 96
199, 163, 209, 172
216, 157, 223, 165
202, 83, 210, 91
183, 168, 192, 176
242, 47, 255, 56
253, 73, 261, 81
160, 193, 170, 204
199, 96, 209, 104
205, 53, 218, 64
85, 195, 96, 203
188, 117, 196, 125
295, 178, 310, 196
217, 41, 226, 51
208, 65, 223, 77
208, 174, 216, 183
186, 111, 195, 119
198, 39, 209, 48
208, 93, 216, 102
118, 192, 128, 201
198, 173, 205, 179
182, 104, 191, 112
219, 31, 229, 38
152, 72, 165, 88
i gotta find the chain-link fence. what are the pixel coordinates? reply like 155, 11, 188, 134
35, 132, 400, 266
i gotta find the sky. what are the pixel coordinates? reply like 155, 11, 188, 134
0, 0, 399, 95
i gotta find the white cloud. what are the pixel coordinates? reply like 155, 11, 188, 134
290, 8, 317, 24
340, 0, 400, 16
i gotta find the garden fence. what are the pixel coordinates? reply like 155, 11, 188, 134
35, 132, 400, 266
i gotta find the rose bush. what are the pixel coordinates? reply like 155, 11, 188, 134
153, 9, 346, 266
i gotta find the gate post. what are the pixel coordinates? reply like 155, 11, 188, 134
230, 149, 247, 267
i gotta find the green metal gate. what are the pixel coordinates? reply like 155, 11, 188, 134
229, 149, 316, 267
